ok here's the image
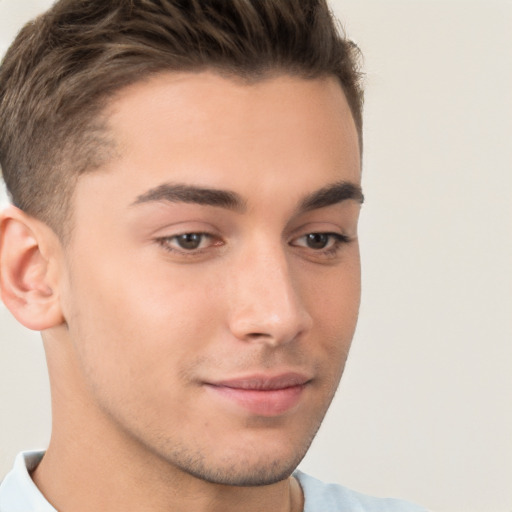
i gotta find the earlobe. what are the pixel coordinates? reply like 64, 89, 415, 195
0, 206, 65, 331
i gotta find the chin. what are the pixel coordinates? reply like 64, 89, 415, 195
164, 429, 316, 487
179, 457, 300, 487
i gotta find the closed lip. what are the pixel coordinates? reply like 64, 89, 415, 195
205, 372, 312, 390
203, 372, 312, 416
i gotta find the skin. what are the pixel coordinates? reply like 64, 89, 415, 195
0, 72, 362, 512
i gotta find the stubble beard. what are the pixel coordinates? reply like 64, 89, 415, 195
166, 426, 320, 487
148, 387, 339, 487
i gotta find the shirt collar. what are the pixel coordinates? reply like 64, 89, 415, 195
0, 451, 56, 512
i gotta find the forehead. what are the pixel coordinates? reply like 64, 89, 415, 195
78, 71, 360, 212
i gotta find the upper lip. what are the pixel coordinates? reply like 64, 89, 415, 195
206, 372, 311, 391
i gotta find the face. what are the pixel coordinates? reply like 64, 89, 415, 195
55, 72, 362, 486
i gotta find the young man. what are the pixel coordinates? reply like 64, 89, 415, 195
0, 1, 426, 511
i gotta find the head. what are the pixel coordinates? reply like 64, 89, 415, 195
0, 0, 364, 489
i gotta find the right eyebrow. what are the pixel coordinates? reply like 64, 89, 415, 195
131, 183, 247, 213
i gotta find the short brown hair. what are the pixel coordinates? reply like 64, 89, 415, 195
0, 0, 363, 237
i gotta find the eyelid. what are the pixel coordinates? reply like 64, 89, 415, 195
149, 219, 221, 238
287, 219, 350, 240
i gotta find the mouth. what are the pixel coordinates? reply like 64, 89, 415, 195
203, 373, 311, 417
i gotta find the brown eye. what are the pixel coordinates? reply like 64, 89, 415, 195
175, 233, 204, 250
290, 232, 350, 256
156, 231, 224, 257
305, 233, 330, 249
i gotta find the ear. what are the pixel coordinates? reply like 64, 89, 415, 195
0, 206, 65, 330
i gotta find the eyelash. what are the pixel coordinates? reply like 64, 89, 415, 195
155, 232, 351, 259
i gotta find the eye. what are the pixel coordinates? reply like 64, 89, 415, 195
290, 232, 350, 259
174, 233, 206, 250
304, 233, 331, 250
292, 232, 349, 251
157, 232, 220, 253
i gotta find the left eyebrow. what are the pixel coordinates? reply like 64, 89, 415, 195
298, 181, 364, 212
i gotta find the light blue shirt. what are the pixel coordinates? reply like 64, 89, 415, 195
0, 452, 55, 512
0, 451, 428, 512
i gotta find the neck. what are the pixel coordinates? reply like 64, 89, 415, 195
32, 334, 304, 512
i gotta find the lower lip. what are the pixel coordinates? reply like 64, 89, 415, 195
204, 384, 305, 417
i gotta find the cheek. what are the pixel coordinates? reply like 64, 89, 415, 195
302, 257, 361, 330
299, 256, 361, 375
62, 251, 220, 393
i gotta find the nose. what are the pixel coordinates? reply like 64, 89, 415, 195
227, 244, 313, 346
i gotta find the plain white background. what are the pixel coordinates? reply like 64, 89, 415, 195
1, 1, 511, 511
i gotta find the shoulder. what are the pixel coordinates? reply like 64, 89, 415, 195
293, 471, 429, 512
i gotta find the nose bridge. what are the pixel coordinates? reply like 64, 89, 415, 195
228, 238, 312, 345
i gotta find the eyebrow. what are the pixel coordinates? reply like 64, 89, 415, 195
131, 180, 363, 213
132, 183, 246, 212
298, 181, 364, 212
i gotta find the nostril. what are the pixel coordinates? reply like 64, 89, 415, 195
246, 332, 271, 340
